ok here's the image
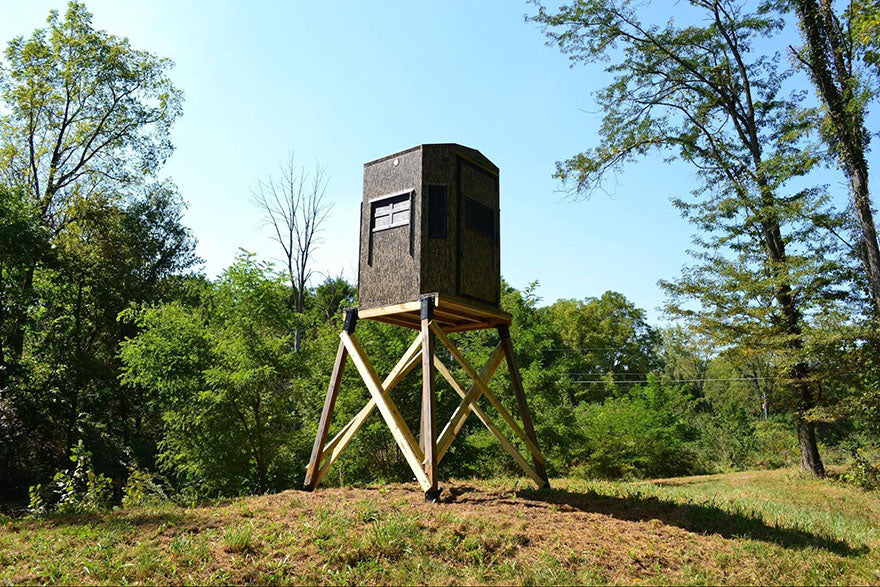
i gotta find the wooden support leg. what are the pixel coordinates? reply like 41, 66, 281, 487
499, 325, 550, 486
433, 355, 545, 487
420, 297, 439, 501
303, 309, 357, 490
340, 330, 432, 492
430, 322, 545, 468
312, 335, 422, 488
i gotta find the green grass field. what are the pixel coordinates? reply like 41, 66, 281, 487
2, 469, 878, 585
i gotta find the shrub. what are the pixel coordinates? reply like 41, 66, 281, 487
569, 384, 700, 479
52, 441, 113, 514
840, 448, 880, 490
28, 441, 113, 516
122, 468, 169, 508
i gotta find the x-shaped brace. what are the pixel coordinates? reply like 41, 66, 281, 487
304, 318, 549, 493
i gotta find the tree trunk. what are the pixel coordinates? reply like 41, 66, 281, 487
793, 0, 880, 314
9, 265, 35, 360
851, 165, 880, 312
797, 414, 825, 476
756, 180, 825, 476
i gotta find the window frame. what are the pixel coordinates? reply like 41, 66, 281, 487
369, 189, 414, 233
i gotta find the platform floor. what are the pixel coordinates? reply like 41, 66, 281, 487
356, 295, 512, 333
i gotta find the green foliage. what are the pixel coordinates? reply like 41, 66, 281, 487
569, 381, 699, 479
121, 468, 169, 508
530, 0, 865, 475
120, 252, 311, 496
26, 484, 47, 517
28, 440, 113, 515
851, 0, 880, 73
0, 1, 182, 204
2, 0, 877, 507
0, 1, 195, 503
52, 441, 114, 514
840, 448, 880, 490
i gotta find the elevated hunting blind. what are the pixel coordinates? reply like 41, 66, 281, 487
359, 143, 501, 313
304, 144, 549, 501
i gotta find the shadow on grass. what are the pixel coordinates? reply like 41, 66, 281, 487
497, 487, 867, 557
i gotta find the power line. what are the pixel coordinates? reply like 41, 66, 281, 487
543, 348, 635, 352
571, 376, 789, 384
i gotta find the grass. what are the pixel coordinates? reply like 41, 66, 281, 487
1, 468, 879, 585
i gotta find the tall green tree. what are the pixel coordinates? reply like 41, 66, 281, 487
530, 0, 856, 475
0, 2, 194, 501
121, 254, 308, 496
0, 1, 182, 362
788, 0, 880, 313
546, 292, 661, 399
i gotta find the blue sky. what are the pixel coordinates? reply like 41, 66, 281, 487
2, 0, 875, 323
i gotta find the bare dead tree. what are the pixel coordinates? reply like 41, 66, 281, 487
252, 154, 332, 351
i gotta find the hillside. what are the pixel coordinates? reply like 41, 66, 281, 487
2, 469, 878, 585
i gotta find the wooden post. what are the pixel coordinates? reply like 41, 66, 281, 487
420, 296, 440, 501
498, 325, 549, 486
340, 330, 432, 491
303, 308, 356, 490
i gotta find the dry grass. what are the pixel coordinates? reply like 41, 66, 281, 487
1, 468, 878, 585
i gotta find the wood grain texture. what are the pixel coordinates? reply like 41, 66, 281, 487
340, 331, 431, 491
420, 316, 437, 491
313, 334, 423, 488
358, 144, 502, 312
304, 340, 348, 490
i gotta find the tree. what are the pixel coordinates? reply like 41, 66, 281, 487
788, 0, 880, 314
0, 3, 193, 501
0, 0, 182, 362
546, 292, 661, 399
251, 155, 332, 351
529, 0, 856, 475
0, 184, 46, 387
121, 253, 306, 495
308, 275, 356, 326
659, 326, 710, 399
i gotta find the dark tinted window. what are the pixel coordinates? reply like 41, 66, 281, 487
427, 184, 447, 238
464, 197, 494, 238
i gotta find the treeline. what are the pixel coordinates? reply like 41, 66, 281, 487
1, 2, 880, 506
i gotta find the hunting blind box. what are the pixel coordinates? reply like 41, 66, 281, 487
359, 143, 503, 321
304, 143, 549, 501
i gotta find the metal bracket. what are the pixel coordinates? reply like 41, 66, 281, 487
343, 308, 359, 333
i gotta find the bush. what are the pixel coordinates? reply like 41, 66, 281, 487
569, 384, 700, 479
840, 448, 880, 490
29, 441, 113, 516
749, 420, 799, 469
122, 468, 169, 508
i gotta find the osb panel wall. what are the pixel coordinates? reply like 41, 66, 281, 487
358, 146, 422, 309
457, 156, 500, 307
420, 146, 459, 302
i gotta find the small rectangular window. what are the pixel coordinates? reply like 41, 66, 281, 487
464, 197, 494, 239
427, 184, 447, 238
371, 191, 411, 232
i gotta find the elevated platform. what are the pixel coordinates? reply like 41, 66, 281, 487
357, 294, 512, 333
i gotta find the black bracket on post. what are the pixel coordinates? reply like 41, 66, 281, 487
343, 308, 359, 333
420, 296, 435, 321
497, 324, 510, 340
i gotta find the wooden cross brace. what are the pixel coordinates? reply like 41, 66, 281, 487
303, 305, 550, 498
